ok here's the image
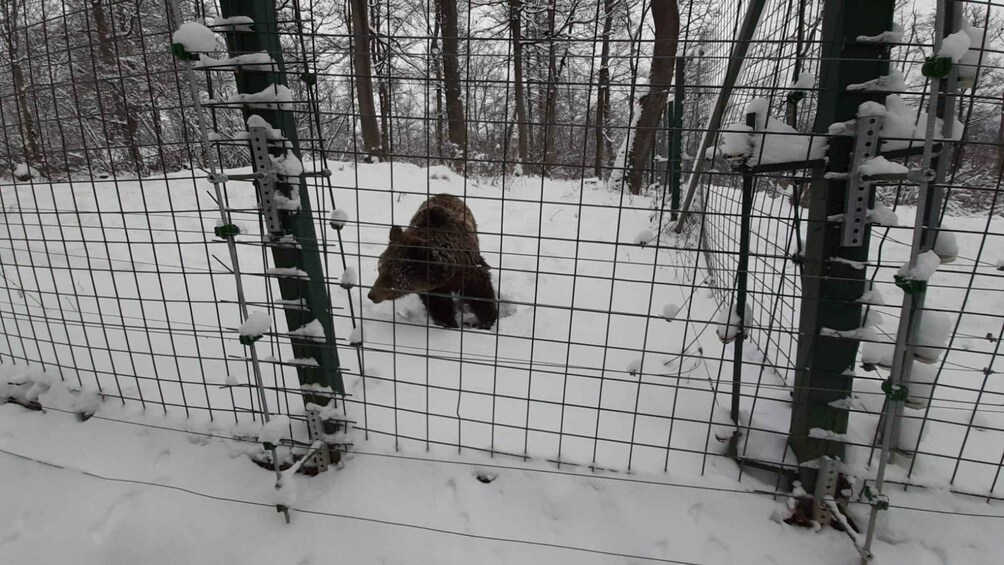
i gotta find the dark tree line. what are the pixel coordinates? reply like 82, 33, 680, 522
324, 0, 681, 192
1, 0, 192, 178
4, 0, 999, 210
0, 0, 684, 193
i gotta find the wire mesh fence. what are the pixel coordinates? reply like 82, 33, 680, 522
1, 0, 1003, 528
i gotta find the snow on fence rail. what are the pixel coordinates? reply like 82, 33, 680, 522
1, 0, 1003, 512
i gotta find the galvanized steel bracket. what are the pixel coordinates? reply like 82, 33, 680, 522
248, 126, 283, 236
841, 115, 883, 247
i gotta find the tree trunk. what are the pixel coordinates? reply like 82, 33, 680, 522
436, 0, 466, 170
998, 94, 1004, 177
373, 6, 395, 156
91, 0, 144, 174
548, 51, 571, 172
11, 64, 44, 171
594, 0, 614, 178
377, 54, 391, 154
625, 0, 679, 195
91, 0, 114, 60
371, 6, 393, 156
377, 81, 391, 157
509, 0, 529, 170
536, 3, 559, 177
3, 0, 47, 174
431, 14, 445, 161
349, 0, 382, 160
524, 35, 538, 162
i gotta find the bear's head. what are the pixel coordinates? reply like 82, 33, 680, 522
368, 226, 448, 303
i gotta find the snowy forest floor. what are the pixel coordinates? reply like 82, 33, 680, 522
2, 393, 1004, 565
1, 161, 1003, 564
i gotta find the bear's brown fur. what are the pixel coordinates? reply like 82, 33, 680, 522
367, 194, 497, 329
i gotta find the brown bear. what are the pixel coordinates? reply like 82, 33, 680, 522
367, 194, 498, 329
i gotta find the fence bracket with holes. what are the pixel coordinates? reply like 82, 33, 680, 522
841, 116, 882, 247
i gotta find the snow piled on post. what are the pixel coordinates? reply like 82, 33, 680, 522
329, 209, 349, 230
867, 203, 899, 227
172, 22, 218, 53
239, 311, 272, 337
289, 320, 326, 342
936, 31, 971, 63
788, 72, 816, 91
715, 302, 752, 343
716, 98, 827, 166
896, 250, 941, 282
858, 156, 908, 176
914, 311, 952, 364
932, 231, 958, 263
258, 415, 291, 445
957, 20, 985, 88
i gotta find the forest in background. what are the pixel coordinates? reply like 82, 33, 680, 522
0, 0, 1002, 206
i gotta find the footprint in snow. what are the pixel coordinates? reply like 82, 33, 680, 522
703, 536, 732, 564
88, 490, 140, 544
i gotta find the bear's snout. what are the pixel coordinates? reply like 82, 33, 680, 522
368, 283, 402, 304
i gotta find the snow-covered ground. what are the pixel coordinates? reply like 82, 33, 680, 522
333, 163, 737, 474
3, 374, 1004, 565
0, 162, 738, 475
2, 161, 1004, 563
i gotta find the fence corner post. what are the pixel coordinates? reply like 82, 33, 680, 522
788, 0, 895, 489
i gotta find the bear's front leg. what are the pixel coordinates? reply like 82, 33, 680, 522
460, 267, 498, 330
419, 290, 459, 328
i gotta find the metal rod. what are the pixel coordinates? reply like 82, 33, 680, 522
165, 0, 285, 510
730, 112, 757, 440
671, 0, 768, 232
861, 1, 952, 560
669, 56, 686, 218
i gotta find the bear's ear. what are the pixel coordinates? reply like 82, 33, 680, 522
389, 225, 404, 243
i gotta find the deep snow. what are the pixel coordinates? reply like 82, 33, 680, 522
1, 159, 1003, 564
3, 374, 1004, 565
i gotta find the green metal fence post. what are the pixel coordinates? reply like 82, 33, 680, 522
788, 0, 895, 484
218, 1, 344, 406
728, 111, 757, 454
669, 57, 685, 218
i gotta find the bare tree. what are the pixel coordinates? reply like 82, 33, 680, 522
1, 0, 44, 174
96, 1, 148, 174
436, 0, 467, 169
594, 0, 615, 178
349, 0, 383, 160
509, 0, 530, 169
998, 94, 1004, 177
430, 12, 446, 161
536, 3, 559, 176
624, 0, 679, 194
526, 0, 579, 177
371, 3, 394, 156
